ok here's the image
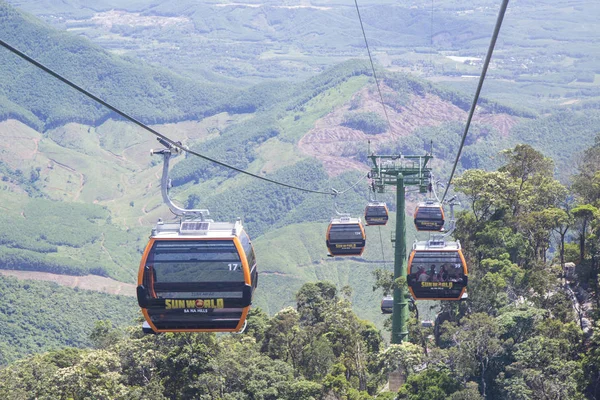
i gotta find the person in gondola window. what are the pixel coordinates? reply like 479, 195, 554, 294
438, 264, 449, 282
427, 265, 436, 282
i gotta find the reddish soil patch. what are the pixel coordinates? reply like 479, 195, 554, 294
298, 85, 517, 176
0, 270, 136, 297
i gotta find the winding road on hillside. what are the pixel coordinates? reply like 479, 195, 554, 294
48, 158, 86, 201
0, 269, 136, 297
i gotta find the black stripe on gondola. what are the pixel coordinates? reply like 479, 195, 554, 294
153, 281, 248, 292
326, 221, 365, 256
152, 320, 241, 330
365, 205, 388, 226
137, 284, 252, 308
147, 310, 244, 330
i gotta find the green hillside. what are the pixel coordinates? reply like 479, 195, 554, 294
0, 191, 145, 281
6, 0, 600, 114
0, 275, 138, 365
0, 1, 235, 130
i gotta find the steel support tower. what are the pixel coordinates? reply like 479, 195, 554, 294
368, 148, 432, 344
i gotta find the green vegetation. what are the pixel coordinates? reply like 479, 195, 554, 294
170, 60, 372, 187
0, 283, 386, 399
0, 275, 137, 365
506, 110, 600, 182
0, 191, 144, 281
0, 1, 235, 130
2, 3, 600, 398
342, 112, 387, 134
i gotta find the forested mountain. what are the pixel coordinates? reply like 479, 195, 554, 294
1, 0, 600, 398
0, 1, 238, 130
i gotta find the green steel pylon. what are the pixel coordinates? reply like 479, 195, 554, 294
368, 147, 432, 344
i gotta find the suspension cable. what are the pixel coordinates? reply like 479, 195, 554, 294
378, 226, 386, 266
441, 0, 510, 202
429, 0, 435, 72
0, 38, 367, 196
337, 172, 370, 195
353, 0, 393, 134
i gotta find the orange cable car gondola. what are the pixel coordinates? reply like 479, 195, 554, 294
326, 217, 366, 257
136, 140, 257, 333
364, 202, 389, 226
137, 219, 258, 333
406, 239, 468, 301
414, 200, 445, 231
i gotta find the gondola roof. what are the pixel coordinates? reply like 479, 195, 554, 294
151, 219, 244, 238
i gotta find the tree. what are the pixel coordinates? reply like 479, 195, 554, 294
497, 337, 584, 400
453, 170, 514, 223
397, 369, 461, 400
262, 307, 305, 372
545, 207, 572, 268
572, 204, 598, 261
572, 137, 600, 204
89, 320, 121, 350
499, 144, 553, 191
296, 282, 338, 326
210, 336, 295, 399
442, 313, 503, 397
519, 210, 558, 262
380, 343, 424, 378
245, 307, 270, 344
54, 350, 128, 400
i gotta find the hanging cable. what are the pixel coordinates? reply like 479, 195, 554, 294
441, 0, 510, 202
337, 172, 370, 195
378, 226, 386, 266
0, 38, 369, 197
428, 0, 435, 73
353, 0, 393, 134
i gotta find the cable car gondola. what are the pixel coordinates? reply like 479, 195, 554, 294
326, 217, 366, 257
137, 219, 258, 333
414, 200, 445, 231
406, 240, 467, 300
136, 140, 257, 333
364, 202, 389, 226
381, 296, 393, 314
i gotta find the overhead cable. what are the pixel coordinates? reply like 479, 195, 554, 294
353, 0, 393, 134
0, 38, 367, 196
441, 0, 510, 202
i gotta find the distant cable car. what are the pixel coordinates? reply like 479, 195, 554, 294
406, 240, 467, 300
364, 202, 389, 226
381, 296, 393, 314
414, 200, 445, 231
136, 139, 257, 333
137, 219, 258, 333
326, 217, 366, 256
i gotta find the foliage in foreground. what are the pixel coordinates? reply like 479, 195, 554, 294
0, 282, 387, 400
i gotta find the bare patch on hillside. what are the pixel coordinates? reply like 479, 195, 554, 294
298, 85, 518, 176
0, 270, 136, 297
84, 10, 192, 29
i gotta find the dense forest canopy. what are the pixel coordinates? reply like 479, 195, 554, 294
1, 0, 600, 398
